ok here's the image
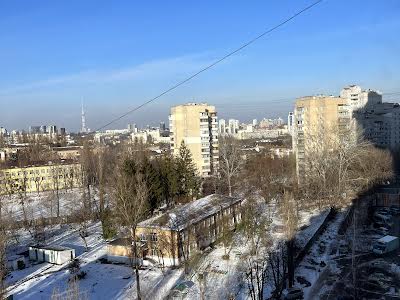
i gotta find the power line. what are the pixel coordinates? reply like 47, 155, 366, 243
95, 0, 325, 131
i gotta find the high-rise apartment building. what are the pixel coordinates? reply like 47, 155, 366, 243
292, 95, 350, 178
287, 112, 294, 135
340, 85, 382, 112
339, 85, 400, 149
0, 127, 7, 136
218, 119, 226, 135
48, 125, 57, 135
169, 103, 218, 177
29, 126, 41, 134
228, 119, 239, 135
160, 122, 166, 132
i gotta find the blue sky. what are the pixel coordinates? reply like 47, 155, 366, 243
1, 0, 400, 131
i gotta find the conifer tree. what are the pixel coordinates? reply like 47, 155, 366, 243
159, 155, 179, 207
176, 141, 200, 202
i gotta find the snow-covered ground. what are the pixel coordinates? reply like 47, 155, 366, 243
4, 194, 332, 300
170, 202, 329, 299
294, 209, 346, 299
6, 222, 184, 300
1, 189, 86, 222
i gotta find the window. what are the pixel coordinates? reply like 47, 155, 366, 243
140, 233, 147, 241
150, 232, 157, 242
151, 248, 158, 256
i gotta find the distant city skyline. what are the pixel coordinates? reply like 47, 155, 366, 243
1, 1, 400, 131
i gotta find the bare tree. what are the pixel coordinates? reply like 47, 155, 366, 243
244, 256, 267, 300
279, 190, 298, 288
219, 206, 234, 259
110, 160, 149, 300
241, 197, 271, 255
219, 136, 243, 196
245, 153, 295, 216
240, 198, 273, 300
70, 189, 92, 252
302, 126, 393, 209
50, 164, 62, 218
0, 205, 7, 300
51, 278, 88, 300
266, 242, 287, 299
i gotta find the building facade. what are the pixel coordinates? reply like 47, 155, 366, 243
227, 119, 239, 135
169, 103, 218, 177
218, 119, 226, 135
340, 85, 382, 113
107, 194, 243, 266
287, 112, 294, 135
0, 162, 83, 195
292, 95, 351, 178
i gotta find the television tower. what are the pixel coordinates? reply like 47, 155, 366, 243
81, 100, 87, 133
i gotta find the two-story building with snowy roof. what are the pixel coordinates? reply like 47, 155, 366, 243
107, 194, 243, 266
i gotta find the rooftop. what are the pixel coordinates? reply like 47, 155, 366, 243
1, 159, 79, 170
138, 194, 242, 231
30, 245, 73, 251
378, 235, 398, 243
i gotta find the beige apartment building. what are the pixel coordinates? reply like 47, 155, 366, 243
0, 162, 83, 195
293, 95, 351, 178
169, 103, 218, 177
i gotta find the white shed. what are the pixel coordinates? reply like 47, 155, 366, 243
7, 255, 26, 271
29, 245, 75, 265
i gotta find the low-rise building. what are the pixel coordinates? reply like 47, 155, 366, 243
0, 161, 82, 195
236, 128, 288, 140
107, 194, 243, 266
29, 245, 75, 265
52, 146, 82, 160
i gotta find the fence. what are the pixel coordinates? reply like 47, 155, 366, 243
337, 205, 354, 235
294, 207, 336, 266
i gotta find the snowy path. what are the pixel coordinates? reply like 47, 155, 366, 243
295, 210, 345, 300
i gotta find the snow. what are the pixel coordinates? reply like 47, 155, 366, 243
294, 208, 346, 300
139, 194, 242, 231
6, 221, 184, 300
295, 209, 330, 249
4, 191, 335, 300
1, 189, 87, 222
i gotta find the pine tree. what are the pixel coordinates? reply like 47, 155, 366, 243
141, 157, 163, 213
159, 155, 178, 207
123, 157, 163, 214
176, 141, 200, 202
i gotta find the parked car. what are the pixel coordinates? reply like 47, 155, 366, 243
374, 227, 389, 236
362, 277, 390, 293
375, 208, 392, 215
373, 212, 392, 221
389, 206, 400, 215
368, 272, 391, 284
373, 221, 391, 230
373, 215, 392, 227
283, 287, 304, 300
372, 235, 399, 255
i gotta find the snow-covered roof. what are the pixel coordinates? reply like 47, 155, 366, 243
30, 245, 73, 251
378, 235, 398, 243
138, 194, 242, 231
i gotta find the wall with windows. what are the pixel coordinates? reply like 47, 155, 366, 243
134, 200, 242, 266
0, 163, 83, 195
